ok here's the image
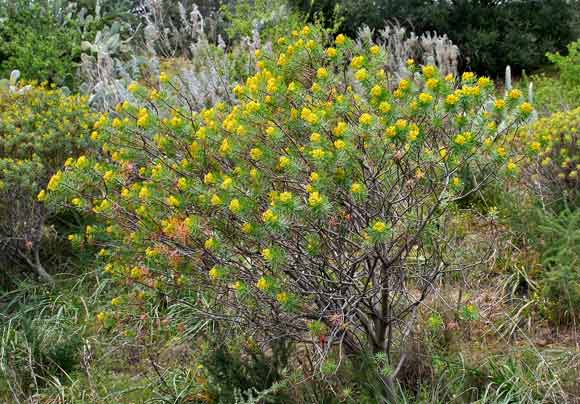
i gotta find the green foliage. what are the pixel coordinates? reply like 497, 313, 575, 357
221, 0, 304, 42
201, 337, 292, 403
504, 200, 580, 325
0, 292, 84, 399
533, 209, 580, 324
533, 40, 580, 114
0, 1, 82, 88
290, 0, 580, 77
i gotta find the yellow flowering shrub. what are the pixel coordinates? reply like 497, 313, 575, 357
46, 26, 531, 370
0, 81, 95, 282
524, 107, 579, 208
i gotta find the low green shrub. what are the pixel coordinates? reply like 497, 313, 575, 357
200, 336, 292, 403
533, 39, 580, 114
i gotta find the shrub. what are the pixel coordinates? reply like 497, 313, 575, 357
0, 1, 84, 89
46, 25, 532, 394
533, 39, 580, 114
290, 0, 580, 77
522, 107, 579, 210
536, 208, 580, 324
200, 336, 292, 403
506, 205, 580, 325
0, 75, 95, 284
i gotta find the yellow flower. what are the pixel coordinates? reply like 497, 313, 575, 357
277, 53, 288, 66
530, 141, 541, 152
359, 113, 373, 125
103, 170, 114, 182
219, 138, 231, 155
204, 172, 215, 184
159, 71, 169, 82
310, 172, 320, 182
335, 34, 346, 46
445, 94, 459, 106
395, 119, 408, 130
127, 81, 140, 93
310, 132, 322, 143
452, 177, 461, 186
229, 198, 241, 213
477, 77, 492, 88
242, 223, 253, 233
454, 134, 467, 146
398, 79, 410, 90
333, 121, 348, 136
326, 47, 337, 57
210, 194, 222, 206
422, 65, 437, 78
439, 148, 448, 158
496, 146, 507, 157
209, 266, 221, 280
279, 191, 293, 203
261, 248, 273, 261
372, 221, 387, 233
495, 99, 506, 110
256, 277, 268, 290
308, 191, 323, 207
250, 148, 263, 160
138, 186, 150, 200
408, 127, 419, 142
316, 67, 328, 79
426, 78, 439, 89
266, 126, 277, 138
519, 102, 534, 114
418, 92, 433, 105
355, 68, 369, 81
275, 291, 289, 304
47, 171, 62, 191
351, 182, 364, 194
96, 312, 107, 322
370, 45, 381, 55
508, 89, 522, 100
334, 139, 346, 150
167, 195, 180, 207
262, 208, 278, 223
310, 148, 325, 159
379, 101, 392, 113
75, 155, 89, 169
371, 85, 382, 97
221, 176, 233, 190
462, 72, 475, 81
351, 56, 365, 69
37, 189, 46, 201
506, 159, 517, 172
204, 238, 216, 250
278, 156, 290, 168
406, 58, 415, 67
